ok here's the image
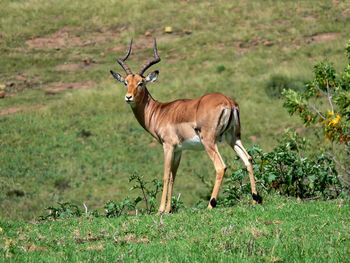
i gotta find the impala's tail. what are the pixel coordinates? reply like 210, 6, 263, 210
232, 107, 241, 140
217, 106, 241, 142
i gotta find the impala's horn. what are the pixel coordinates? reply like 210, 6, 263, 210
117, 39, 133, 75
138, 38, 161, 76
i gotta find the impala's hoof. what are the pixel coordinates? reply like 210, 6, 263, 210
210, 198, 217, 208
252, 193, 263, 204
158, 207, 165, 214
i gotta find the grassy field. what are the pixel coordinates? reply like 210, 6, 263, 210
1, 0, 350, 261
0, 0, 350, 247
1, 197, 349, 262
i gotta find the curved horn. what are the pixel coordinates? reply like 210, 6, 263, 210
117, 39, 133, 75
138, 38, 161, 76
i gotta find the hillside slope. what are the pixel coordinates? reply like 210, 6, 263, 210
0, 0, 350, 220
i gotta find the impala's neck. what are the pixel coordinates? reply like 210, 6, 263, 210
131, 87, 159, 139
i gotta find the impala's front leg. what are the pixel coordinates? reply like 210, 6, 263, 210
158, 144, 174, 213
165, 151, 182, 213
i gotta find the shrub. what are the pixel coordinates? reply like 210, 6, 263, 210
39, 202, 82, 220
171, 193, 185, 213
282, 40, 350, 183
104, 199, 138, 218
129, 173, 162, 214
216, 65, 226, 73
222, 130, 347, 206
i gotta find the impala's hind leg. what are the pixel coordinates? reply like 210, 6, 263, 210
230, 139, 262, 204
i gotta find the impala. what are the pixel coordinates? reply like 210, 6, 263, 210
110, 39, 261, 213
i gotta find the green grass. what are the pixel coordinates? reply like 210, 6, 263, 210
0, 0, 350, 222
1, 197, 349, 262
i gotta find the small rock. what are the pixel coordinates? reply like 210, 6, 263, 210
0, 84, 5, 90
165, 26, 172, 33
183, 29, 192, 35
0, 91, 6, 98
144, 31, 152, 37
100, 52, 105, 57
83, 58, 90, 65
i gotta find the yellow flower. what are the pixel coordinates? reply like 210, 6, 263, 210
328, 114, 341, 127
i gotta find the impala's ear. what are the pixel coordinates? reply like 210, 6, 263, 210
145, 70, 159, 83
110, 70, 127, 85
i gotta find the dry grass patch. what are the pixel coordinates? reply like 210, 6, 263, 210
45, 81, 95, 95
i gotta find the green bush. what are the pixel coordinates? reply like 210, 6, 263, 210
282, 40, 350, 183
129, 173, 162, 214
104, 199, 138, 218
171, 194, 185, 213
39, 202, 82, 220
223, 130, 347, 206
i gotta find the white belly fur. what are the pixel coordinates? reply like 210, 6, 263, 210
175, 135, 204, 151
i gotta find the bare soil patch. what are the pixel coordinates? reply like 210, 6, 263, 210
26, 27, 84, 50
55, 59, 96, 71
1, 104, 42, 116
303, 15, 317, 21
341, 9, 350, 15
3, 74, 40, 94
128, 33, 186, 54
45, 81, 95, 95
25, 26, 120, 50
306, 32, 341, 43
110, 45, 124, 52
165, 52, 187, 64
114, 233, 150, 244
234, 37, 275, 54
55, 64, 83, 71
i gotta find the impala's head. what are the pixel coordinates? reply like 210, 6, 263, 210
110, 39, 160, 106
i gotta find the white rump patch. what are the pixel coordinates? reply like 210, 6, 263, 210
175, 135, 204, 152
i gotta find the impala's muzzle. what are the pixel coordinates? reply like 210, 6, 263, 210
125, 95, 133, 103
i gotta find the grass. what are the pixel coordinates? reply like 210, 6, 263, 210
0, 0, 350, 222
1, 197, 349, 262
1, 2, 350, 260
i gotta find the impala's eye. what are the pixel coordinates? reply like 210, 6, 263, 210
137, 82, 143, 88
124, 81, 128, 86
